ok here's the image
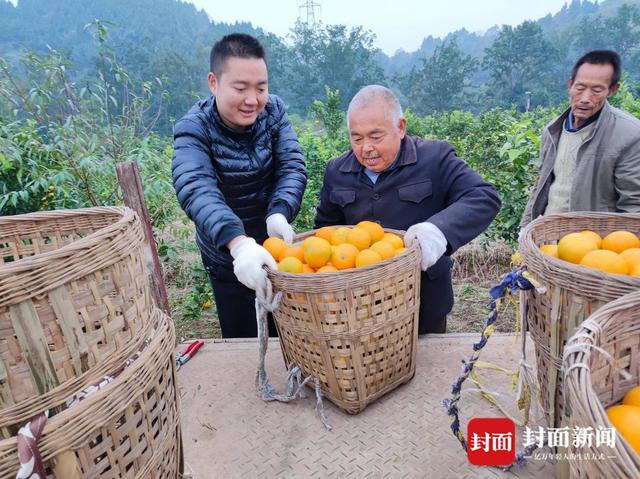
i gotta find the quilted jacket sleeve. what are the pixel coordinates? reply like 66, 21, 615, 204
172, 116, 245, 250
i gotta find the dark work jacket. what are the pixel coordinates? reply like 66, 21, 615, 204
172, 95, 307, 267
314, 135, 501, 327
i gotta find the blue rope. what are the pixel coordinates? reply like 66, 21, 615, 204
442, 266, 546, 470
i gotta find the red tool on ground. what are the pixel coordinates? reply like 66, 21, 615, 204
176, 340, 204, 371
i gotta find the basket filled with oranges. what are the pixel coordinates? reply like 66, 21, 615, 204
563, 289, 640, 478
264, 222, 421, 414
519, 212, 640, 428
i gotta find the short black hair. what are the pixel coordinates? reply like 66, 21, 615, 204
209, 33, 265, 76
570, 50, 622, 87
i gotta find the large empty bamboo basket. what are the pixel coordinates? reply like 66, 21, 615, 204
0, 308, 181, 478
267, 228, 422, 414
563, 289, 640, 479
0, 207, 152, 407
520, 212, 640, 428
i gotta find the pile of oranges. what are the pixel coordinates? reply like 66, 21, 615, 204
607, 385, 640, 454
539, 229, 640, 277
263, 221, 408, 274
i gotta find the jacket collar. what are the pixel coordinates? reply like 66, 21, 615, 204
338, 136, 417, 173
206, 95, 263, 140
548, 100, 612, 139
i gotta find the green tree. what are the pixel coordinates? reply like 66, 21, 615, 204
0, 23, 176, 226
572, 4, 640, 58
136, 49, 206, 134
396, 38, 477, 114
256, 31, 293, 101
310, 86, 345, 140
285, 22, 386, 113
483, 21, 560, 108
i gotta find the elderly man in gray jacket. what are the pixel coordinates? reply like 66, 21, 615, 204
521, 50, 640, 227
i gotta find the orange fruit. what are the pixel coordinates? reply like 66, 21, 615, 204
631, 264, 640, 277
620, 248, 640, 271
302, 236, 318, 247
580, 230, 602, 248
606, 405, 640, 454
316, 265, 338, 273
623, 386, 640, 408
315, 226, 336, 242
383, 232, 404, 250
303, 237, 332, 269
355, 249, 382, 268
331, 243, 359, 270
579, 250, 628, 275
557, 232, 598, 264
370, 240, 395, 260
539, 244, 559, 258
281, 245, 304, 262
347, 227, 371, 250
263, 237, 288, 261
278, 257, 304, 273
395, 247, 408, 255
302, 264, 315, 273
356, 221, 385, 243
330, 227, 351, 245
602, 230, 640, 254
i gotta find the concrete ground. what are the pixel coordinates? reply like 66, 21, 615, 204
178, 333, 553, 478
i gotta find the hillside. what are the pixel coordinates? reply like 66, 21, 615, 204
2, 0, 640, 122
381, 0, 640, 76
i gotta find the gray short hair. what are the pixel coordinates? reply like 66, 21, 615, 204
347, 85, 404, 128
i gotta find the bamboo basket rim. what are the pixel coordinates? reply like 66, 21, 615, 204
563, 289, 640, 471
0, 308, 174, 458
0, 206, 124, 226
563, 289, 640, 382
0, 306, 159, 426
266, 226, 419, 290
0, 206, 143, 308
520, 212, 640, 293
0, 206, 134, 276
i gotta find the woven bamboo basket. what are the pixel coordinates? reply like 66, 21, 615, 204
520, 212, 640, 428
563, 290, 640, 478
0, 207, 152, 409
0, 308, 181, 478
267, 227, 422, 414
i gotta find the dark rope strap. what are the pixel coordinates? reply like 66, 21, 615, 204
441, 266, 547, 470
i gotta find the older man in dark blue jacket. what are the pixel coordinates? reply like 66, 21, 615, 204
315, 85, 500, 334
172, 34, 307, 338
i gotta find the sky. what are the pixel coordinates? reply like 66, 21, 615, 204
186, 0, 571, 55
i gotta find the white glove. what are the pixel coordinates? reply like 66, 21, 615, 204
517, 228, 524, 243
229, 237, 277, 291
266, 213, 295, 244
404, 222, 448, 271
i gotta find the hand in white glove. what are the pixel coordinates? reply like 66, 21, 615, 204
404, 222, 448, 271
266, 213, 295, 244
229, 237, 277, 291
517, 228, 524, 243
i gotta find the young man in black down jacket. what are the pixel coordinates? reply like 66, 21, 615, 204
172, 34, 307, 338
